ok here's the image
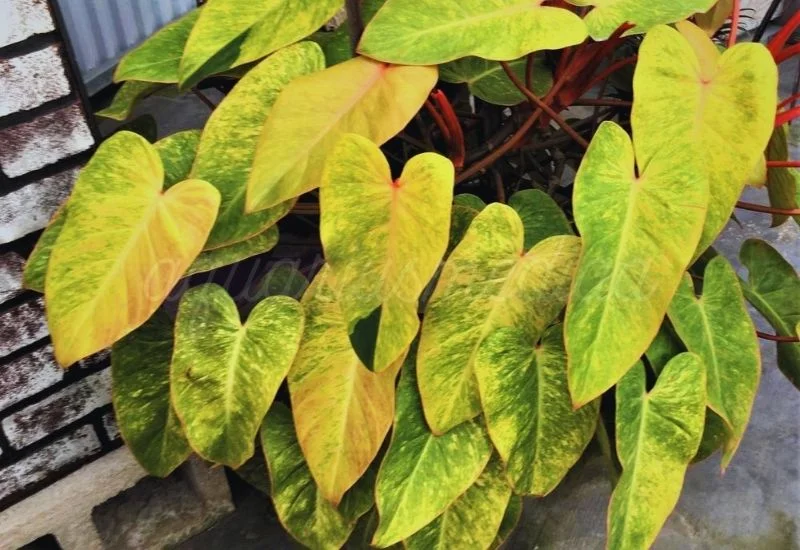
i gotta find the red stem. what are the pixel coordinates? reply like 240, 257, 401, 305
775, 43, 800, 64
778, 92, 800, 110
424, 99, 452, 142
768, 10, 800, 56
757, 331, 800, 343
572, 98, 633, 107
727, 0, 740, 48
767, 160, 800, 168
431, 90, 465, 170
776, 105, 800, 127
584, 56, 637, 92
736, 201, 800, 215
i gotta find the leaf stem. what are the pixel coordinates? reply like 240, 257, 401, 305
572, 98, 632, 107
776, 105, 800, 127
192, 89, 216, 111
757, 331, 800, 343
767, 160, 800, 168
727, 0, 741, 49
775, 43, 800, 64
735, 201, 800, 215
778, 92, 800, 110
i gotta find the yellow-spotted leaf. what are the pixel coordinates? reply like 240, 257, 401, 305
404, 455, 512, 550
261, 403, 372, 550
667, 256, 760, 468
312, 0, 387, 67
193, 42, 325, 249
475, 325, 599, 495
172, 284, 304, 467
246, 57, 438, 212
185, 225, 279, 277
419, 205, 581, 434
695, 0, 734, 36
491, 495, 523, 550
97, 81, 167, 121
179, 0, 341, 89
766, 125, 800, 227
439, 56, 552, 106
115, 9, 200, 83
449, 204, 481, 255
111, 309, 190, 477
372, 352, 492, 548
565, 121, 708, 407
251, 264, 310, 302
358, 0, 587, 65
454, 193, 487, 210
740, 239, 800, 389
567, 0, 716, 39
632, 22, 777, 259
644, 323, 684, 376
508, 189, 573, 251
23, 206, 66, 293
608, 354, 706, 550
45, 131, 220, 367
154, 130, 201, 187
320, 134, 453, 372
288, 266, 399, 506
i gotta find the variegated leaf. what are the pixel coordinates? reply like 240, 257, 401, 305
439, 56, 552, 106
251, 264, 310, 301
565, 121, 708, 407
97, 81, 167, 121
508, 189, 573, 251
185, 225, 279, 277
765, 125, 800, 226
453, 193, 487, 211
566, 0, 716, 39
246, 57, 438, 212
694, 0, 734, 36
172, 284, 304, 467
490, 495, 523, 549
23, 206, 66, 293
321, 134, 453, 371
288, 266, 399, 505
608, 354, 706, 550
154, 130, 202, 187
449, 204, 481, 255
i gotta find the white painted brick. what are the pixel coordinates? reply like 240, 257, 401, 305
3, 368, 111, 449
0, 166, 78, 244
0, 0, 55, 48
0, 345, 63, 411
0, 45, 71, 117
0, 425, 100, 502
101, 411, 119, 441
0, 102, 94, 178
0, 297, 47, 358
0, 252, 25, 304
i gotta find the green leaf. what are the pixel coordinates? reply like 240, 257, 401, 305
358, 0, 587, 65
565, 121, 708, 407
246, 57, 438, 212
179, 0, 343, 89
490, 495, 523, 549
632, 22, 778, 259
608, 354, 707, 550
193, 42, 325, 249
185, 225, 279, 277
288, 266, 400, 505
172, 284, 304, 467
766, 125, 800, 226
313, 0, 387, 67
566, 0, 716, 39
439, 56, 552, 106
404, 455, 512, 550
667, 256, 760, 468
740, 239, 800, 389
694, 410, 728, 463
448, 204, 481, 255
475, 325, 599, 495
114, 9, 200, 83
111, 310, 190, 477
508, 189, 573, 251
154, 130, 202, 187
45, 132, 220, 366
320, 134, 454, 372
251, 264, 310, 301
97, 81, 167, 121
644, 322, 684, 376
372, 352, 493, 547
23, 206, 66, 293
419, 204, 581, 434
453, 193, 487, 210
261, 403, 371, 550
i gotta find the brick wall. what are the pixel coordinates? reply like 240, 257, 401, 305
0, 0, 120, 512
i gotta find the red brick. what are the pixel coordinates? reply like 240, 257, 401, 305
0, 0, 54, 49
0, 252, 25, 304
0, 297, 47, 358
0, 45, 71, 117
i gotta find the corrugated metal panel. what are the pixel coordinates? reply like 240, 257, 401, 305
54, 0, 196, 94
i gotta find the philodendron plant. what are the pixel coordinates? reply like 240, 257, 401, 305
23, 0, 800, 548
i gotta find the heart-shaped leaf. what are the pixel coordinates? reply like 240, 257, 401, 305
247, 57, 438, 212
667, 256, 760, 468
97, 81, 168, 121
185, 225, 279, 277
288, 266, 400, 506
508, 189, 573, 251
567, 0, 716, 39
565, 121, 708, 407
23, 206, 66, 293
154, 130, 202, 187
111, 309, 190, 477
765, 125, 800, 226
439, 56, 552, 106
179, 0, 342, 89
475, 325, 598, 495
372, 351, 492, 547
419, 203, 581, 434
321, 134, 453, 372
45, 131, 220, 366
608, 354, 706, 550
172, 284, 304, 467
358, 0, 587, 65
632, 22, 777, 259
193, 42, 325, 249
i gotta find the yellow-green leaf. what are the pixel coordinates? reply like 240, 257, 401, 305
740, 239, 800, 389
565, 121, 708, 407
45, 131, 220, 367
185, 225, 279, 277
694, 0, 734, 36
439, 56, 552, 106
154, 130, 202, 187
475, 325, 599, 495
448, 204, 481, 255
608, 354, 707, 550
372, 351, 492, 548
644, 322, 684, 376
453, 193, 487, 210
97, 81, 167, 121
172, 284, 304, 467
404, 455, 512, 550
419, 204, 581, 434
22, 206, 66, 293
765, 125, 800, 227
358, 0, 587, 65
667, 256, 760, 468
508, 189, 573, 251
193, 42, 325, 249
246, 57, 438, 212
320, 134, 453, 371
567, 0, 716, 39
111, 309, 190, 477
251, 263, 310, 301
490, 495, 523, 550
288, 266, 399, 505
261, 403, 371, 550
632, 22, 777, 259
179, 0, 342, 89
115, 9, 200, 83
